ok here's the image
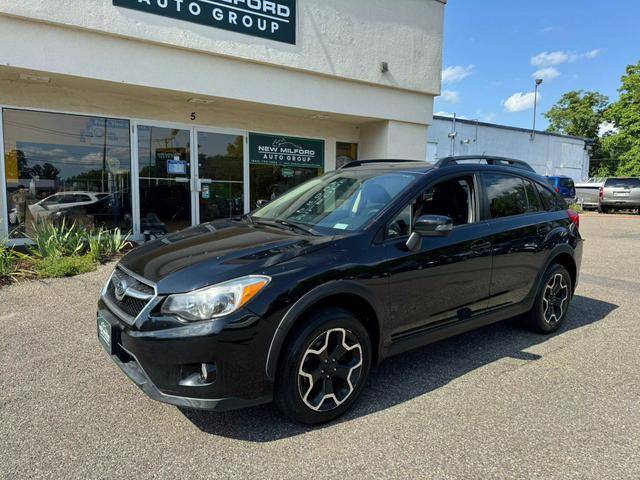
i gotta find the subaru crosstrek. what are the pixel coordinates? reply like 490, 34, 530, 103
97, 156, 583, 424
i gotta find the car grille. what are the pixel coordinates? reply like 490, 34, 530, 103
103, 267, 156, 323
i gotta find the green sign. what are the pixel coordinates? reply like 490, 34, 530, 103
249, 133, 324, 169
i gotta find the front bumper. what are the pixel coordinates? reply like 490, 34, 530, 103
97, 300, 274, 411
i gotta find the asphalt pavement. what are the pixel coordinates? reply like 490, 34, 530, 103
1, 212, 639, 479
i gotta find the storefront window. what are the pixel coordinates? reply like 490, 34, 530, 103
249, 133, 325, 209
2, 109, 132, 238
250, 165, 322, 209
137, 126, 192, 236
336, 142, 358, 169
197, 132, 244, 222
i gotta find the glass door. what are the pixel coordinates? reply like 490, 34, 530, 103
137, 125, 192, 236
195, 131, 245, 223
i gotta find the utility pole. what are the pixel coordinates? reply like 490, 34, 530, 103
530, 78, 543, 141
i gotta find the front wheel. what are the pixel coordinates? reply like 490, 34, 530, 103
524, 264, 573, 334
275, 307, 372, 425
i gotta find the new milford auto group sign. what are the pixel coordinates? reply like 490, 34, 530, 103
113, 0, 297, 44
249, 133, 324, 169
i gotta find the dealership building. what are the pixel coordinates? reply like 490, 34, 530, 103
0, 0, 446, 242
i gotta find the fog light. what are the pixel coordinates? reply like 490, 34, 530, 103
178, 362, 217, 387
201, 363, 217, 383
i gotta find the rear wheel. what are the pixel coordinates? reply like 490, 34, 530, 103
274, 307, 371, 425
524, 264, 572, 334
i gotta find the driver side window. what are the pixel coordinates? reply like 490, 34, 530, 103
386, 176, 475, 239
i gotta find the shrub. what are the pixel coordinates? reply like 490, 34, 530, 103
0, 244, 17, 281
568, 202, 584, 213
88, 227, 132, 263
28, 219, 87, 258
35, 254, 97, 279
0, 244, 34, 283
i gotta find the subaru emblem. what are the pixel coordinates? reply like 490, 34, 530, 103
113, 276, 129, 301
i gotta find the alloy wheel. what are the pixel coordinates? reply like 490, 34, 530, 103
542, 273, 569, 324
298, 328, 363, 412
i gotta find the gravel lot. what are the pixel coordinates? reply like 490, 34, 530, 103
1, 213, 639, 479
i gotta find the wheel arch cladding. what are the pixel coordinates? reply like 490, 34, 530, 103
551, 252, 577, 291
266, 288, 382, 380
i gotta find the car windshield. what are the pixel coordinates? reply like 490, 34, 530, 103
251, 170, 419, 233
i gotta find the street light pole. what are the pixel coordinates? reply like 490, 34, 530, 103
530, 78, 543, 141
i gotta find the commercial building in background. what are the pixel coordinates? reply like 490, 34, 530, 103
428, 115, 591, 181
0, 0, 446, 242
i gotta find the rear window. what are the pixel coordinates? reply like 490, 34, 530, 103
605, 178, 640, 188
559, 178, 575, 188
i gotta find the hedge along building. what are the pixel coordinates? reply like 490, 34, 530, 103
0, 0, 446, 242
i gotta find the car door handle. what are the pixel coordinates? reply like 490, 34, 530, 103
471, 240, 491, 255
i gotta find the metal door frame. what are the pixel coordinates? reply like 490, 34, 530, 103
132, 120, 248, 237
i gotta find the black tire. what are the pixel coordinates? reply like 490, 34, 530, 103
274, 307, 372, 425
524, 264, 573, 334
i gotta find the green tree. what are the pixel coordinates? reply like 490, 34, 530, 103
544, 91, 610, 176
604, 61, 640, 176
544, 90, 609, 138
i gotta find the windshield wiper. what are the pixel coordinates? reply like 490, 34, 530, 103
275, 220, 320, 236
253, 219, 319, 236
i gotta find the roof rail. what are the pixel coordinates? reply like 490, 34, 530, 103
435, 155, 536, 173
340, 159, 423, 169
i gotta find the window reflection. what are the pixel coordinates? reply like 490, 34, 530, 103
137, 126, 191, 236
336, 142, 358, 169
197, 132, 244, 222
3, 109, 132, 238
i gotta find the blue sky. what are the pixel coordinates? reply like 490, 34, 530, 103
435, 0, 640, 130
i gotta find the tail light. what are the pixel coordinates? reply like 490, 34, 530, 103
555, 187, 560, 193
567, 209, 580, 229
599, 186, 604, 200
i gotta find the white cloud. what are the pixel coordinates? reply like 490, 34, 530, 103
540, 26, 561, 34
440, 90, 460, 103
435, 111, 468, 120
584, 48, 602, 59
533, 67, 560, 81
482, 113, 497, 123
531, 49, 602, 67
531, 51, 570, 67
442, 65, 474, 84
503, 91, 541, 112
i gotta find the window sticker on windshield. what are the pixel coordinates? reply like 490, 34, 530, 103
334, 223, 349, 230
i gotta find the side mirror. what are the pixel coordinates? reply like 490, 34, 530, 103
256, 199, 270, 208
406, 215, 453, 252
414, 215, 453, 237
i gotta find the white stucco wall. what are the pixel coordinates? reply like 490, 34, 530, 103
360, 121, 428, 161
0, 0, 445, 95
428, 117, 590, 181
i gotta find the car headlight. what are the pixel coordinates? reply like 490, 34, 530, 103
161, 275, 271, 322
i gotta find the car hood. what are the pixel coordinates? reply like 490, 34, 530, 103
119, 220, 334, 294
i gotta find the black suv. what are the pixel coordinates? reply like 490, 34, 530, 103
97, 156, 582, 424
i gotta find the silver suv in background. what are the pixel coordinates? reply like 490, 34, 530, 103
598, 177, 640, 214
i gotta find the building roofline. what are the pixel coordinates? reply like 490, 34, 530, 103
432, 115, 590, 142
